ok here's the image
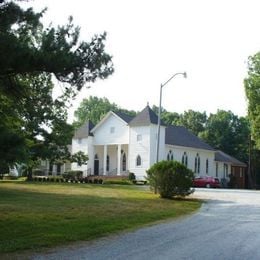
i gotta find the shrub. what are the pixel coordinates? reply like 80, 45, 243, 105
228, 174, 237, 188
128, 172, 136, 181
32, 169, 44, 176
147, 160, 194, 199
103, 180, 132, 185
62, 170, 83, 180
2, 175, 18, 180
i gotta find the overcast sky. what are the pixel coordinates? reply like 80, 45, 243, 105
29, 0, 260, 122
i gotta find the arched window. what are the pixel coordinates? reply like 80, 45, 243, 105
136, 155, 141, 166
106, 155, 110, 172
167, 150, 173, 161
182, 152, 188, 167
122, 153, 126, 171
194, 153, 200, 174
206, 159, 209, 174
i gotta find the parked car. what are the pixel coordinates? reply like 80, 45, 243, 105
193, 176, 221, 188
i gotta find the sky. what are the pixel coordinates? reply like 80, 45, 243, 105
28, 0, 260, 122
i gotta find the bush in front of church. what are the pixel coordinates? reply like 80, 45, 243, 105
147, 160, 194, 199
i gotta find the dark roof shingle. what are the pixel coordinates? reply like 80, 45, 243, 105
165, 125, 215, 151
113, 111, 135, 123
215, 150, 246, 166
129, 106, 166, 126
73, 120, 95, 139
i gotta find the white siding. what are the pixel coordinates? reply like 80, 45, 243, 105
129, 126, 151, 180
165, 145, 215, 177
214, 161, 231, 181
149, 125, 166, 165
93, 114, 129, 145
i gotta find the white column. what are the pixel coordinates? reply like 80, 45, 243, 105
117, 144, 121, 175
63, 163, 66, 174
103, 145, 107, 175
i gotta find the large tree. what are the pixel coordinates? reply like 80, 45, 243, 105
244, 52, 260, 186
244, 52, 260, 148
0, 0, 113, 170
152, 106, 206, 135
74, 96, 136, 127
178, 110, 207, 136
199, 110, 250, 162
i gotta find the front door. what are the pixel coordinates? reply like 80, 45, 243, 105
94, 154, 99, 175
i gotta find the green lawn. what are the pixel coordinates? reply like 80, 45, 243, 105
0, 181, 201, 253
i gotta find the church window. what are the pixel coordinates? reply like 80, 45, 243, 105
182, 152, 188, 167
194, 153, 200, 174
206, 159, 209, 174
110, 127, 115, 133
137, 134, 142, 141
136, 155, 142, 166
167, 150, 173, 161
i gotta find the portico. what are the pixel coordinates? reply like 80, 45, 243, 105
91, 144, 129, 176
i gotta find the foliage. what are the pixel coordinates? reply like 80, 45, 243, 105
0, 164, 9, 176
178, 110, 207, 136
152, 105, 181, 125
74, 96, 136, 127
32, 169, 44, 176
70, 151, 89, 166
0, 0, 113, 169
152, 105, 206, 135
199, 110, 250, 162
62, 170, 83, 180
244, 52, 260, 148
228, 174, 237, 189
128, 172, 136, 181
103, 179, 132, 185
147, 161, 194, 199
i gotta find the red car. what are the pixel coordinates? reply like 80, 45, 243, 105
193, 176, 221, 188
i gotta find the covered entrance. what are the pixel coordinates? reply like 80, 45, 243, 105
92, 144, 128, 176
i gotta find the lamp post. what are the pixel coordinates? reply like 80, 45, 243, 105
156, 72, 187, 163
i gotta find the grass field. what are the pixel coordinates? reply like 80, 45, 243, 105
0, 181, 201, 253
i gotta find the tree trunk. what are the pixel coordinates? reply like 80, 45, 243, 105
27, 167, 33, 181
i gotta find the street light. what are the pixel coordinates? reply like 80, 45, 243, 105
156, 72, 187, 163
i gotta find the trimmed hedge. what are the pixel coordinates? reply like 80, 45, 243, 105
62, 170, 83, 180
103, 180, 132, 185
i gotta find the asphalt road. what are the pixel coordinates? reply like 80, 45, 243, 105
31, 188, 260, 260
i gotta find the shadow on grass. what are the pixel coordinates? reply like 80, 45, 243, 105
0, 182, 202, 254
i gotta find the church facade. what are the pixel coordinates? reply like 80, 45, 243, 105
72, 105, 246, 185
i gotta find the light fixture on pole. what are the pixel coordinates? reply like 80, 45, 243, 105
156, 72, 187, 163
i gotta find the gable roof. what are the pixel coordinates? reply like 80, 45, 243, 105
129, 105, 167, 127
215, 150, 246, 167
73, 120, 95, 139
91, 111, 131, 133
113, 111, 135, 123
165, 125, 215, 151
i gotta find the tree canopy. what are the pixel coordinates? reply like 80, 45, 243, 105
244, 52, 260, 148
199, 110, 250, 162
0, 0, 114, 171
74, 96, 136, 127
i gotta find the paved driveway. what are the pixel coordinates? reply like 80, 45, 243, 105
32, 189, 260, 260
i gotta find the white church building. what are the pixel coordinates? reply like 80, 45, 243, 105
71, 105, 246, 183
